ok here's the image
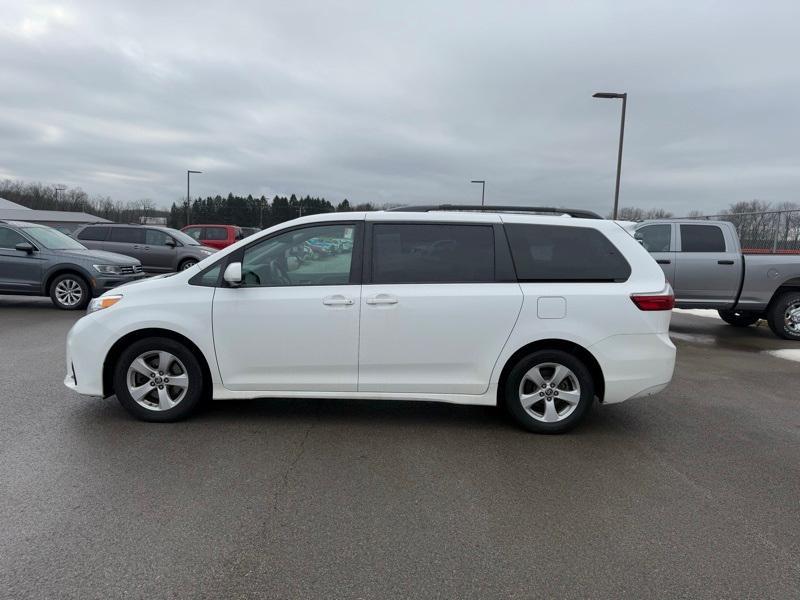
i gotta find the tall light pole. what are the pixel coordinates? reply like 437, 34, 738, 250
186, 170, 202, 225
470, 180, 486, 206
592, 92, 627, 219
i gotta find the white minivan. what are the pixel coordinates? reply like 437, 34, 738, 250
65, 206, 676, 433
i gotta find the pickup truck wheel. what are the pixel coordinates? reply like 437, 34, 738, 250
504, 350, 594, 434
718, 310, 760, 327
767, 291, 800, 341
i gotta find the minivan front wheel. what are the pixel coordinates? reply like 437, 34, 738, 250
505, 350, 594, 434
50, 273, 90, 310
178, 259, 197, 271
113, 337, 204, 421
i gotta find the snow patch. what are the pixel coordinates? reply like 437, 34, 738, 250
764, 349, 800, 363
673, 309, 721, 319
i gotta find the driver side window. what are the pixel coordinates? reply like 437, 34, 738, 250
241, 224, 357, 287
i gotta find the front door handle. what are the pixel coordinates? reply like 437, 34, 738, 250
656, 259, 671, 265
322, 295, 354, 306
718, 260, 735, 265
366, 295, 398, 305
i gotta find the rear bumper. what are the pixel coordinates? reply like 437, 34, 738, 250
590, 332, 676, 404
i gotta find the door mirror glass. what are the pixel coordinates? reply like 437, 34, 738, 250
223, 262, 243, 286
15, 242, 34, 254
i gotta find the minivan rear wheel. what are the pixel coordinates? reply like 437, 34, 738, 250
113, 337, 204, 421
504, 350, 594, 434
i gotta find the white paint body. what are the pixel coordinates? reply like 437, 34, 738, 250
65, 211, 676, 408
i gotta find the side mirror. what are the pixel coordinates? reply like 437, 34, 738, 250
15, 242, 34, 254
223, 262, 243, 286
165, 239, 177, 248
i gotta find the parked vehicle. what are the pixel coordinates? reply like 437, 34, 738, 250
65, 206, 676, 433
240, 227, 261, 238
0, 220, 146, 310
181, 224, 244, 250
634, 219, 800, 340
74, 224, 217, 273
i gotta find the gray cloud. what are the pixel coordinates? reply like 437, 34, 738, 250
1, 0, 800, 215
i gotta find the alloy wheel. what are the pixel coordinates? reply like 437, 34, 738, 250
518, 362, 582, 423
126, 351, 189, 411
54, 279, 83, 307
785, 301, 800, 334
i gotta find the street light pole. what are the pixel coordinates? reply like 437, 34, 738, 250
592, 92, 627, 220
470, 180, 486, 206
186, 170, 202, 226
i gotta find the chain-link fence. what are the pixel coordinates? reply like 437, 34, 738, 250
685, 209, 800, 254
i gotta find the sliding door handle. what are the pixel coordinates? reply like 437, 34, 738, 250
656, 259, 671, 265
366, 295, 398, 305
718, 260, 735, 265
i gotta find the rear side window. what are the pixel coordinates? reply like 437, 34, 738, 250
77, 226, 109, 241
205, 227, 228, 241
680, 224, 726, 252
505, 224, 631, 282
635, 224, 671, 252
108, 227, 145, 244
372, 224, 494, 284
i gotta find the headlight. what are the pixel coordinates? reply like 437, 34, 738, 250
93, 264, 123, 275
87, 294, 123, 314
200, 249, 214, 255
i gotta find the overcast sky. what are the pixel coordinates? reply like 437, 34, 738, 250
1, 1, 799, 215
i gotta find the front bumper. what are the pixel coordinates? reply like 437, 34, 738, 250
64, 314, 114, 397
90, 273, 147, 296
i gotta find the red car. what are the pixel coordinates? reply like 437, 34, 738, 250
181, 224, 244, 249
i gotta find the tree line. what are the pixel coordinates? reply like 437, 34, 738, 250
3, 178, 798, 247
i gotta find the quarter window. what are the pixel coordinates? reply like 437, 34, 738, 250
241, 224, 356, 287
371, 224, 494, 284
0, 227, 27, 249
680, 225, 726, 252
505, 224, 631, 282
634, 224, 671, 252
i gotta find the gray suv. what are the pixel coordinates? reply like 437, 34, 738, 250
0, 220, 147, 310
74, 224, 217, 273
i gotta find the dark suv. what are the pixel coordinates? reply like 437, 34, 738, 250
0, 220, 146, 309
74, 224, 217, 272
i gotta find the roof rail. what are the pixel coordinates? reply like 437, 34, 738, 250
388, 205, 603, 219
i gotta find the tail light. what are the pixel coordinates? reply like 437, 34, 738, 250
631, 289, 675, 311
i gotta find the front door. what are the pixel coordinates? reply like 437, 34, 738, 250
212, 222, 363, 392
144, 229, 178, 272
0, 226, 43, 293
358, 222, 523, 395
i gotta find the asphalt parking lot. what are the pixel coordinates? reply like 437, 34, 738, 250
1, 297, 798, 599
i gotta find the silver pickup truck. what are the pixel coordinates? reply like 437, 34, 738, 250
633, 219, 800, 340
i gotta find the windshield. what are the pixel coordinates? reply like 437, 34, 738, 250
165, 228, 200, 245
22, 226, 86, 250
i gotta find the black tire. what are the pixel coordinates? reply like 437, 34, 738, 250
766, 290, 800, 341
113, 337, 205, 422
49, 273, 90, 310
504, 349, 595, 434
178, 259, 198, 271
718, 309, 760, 327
